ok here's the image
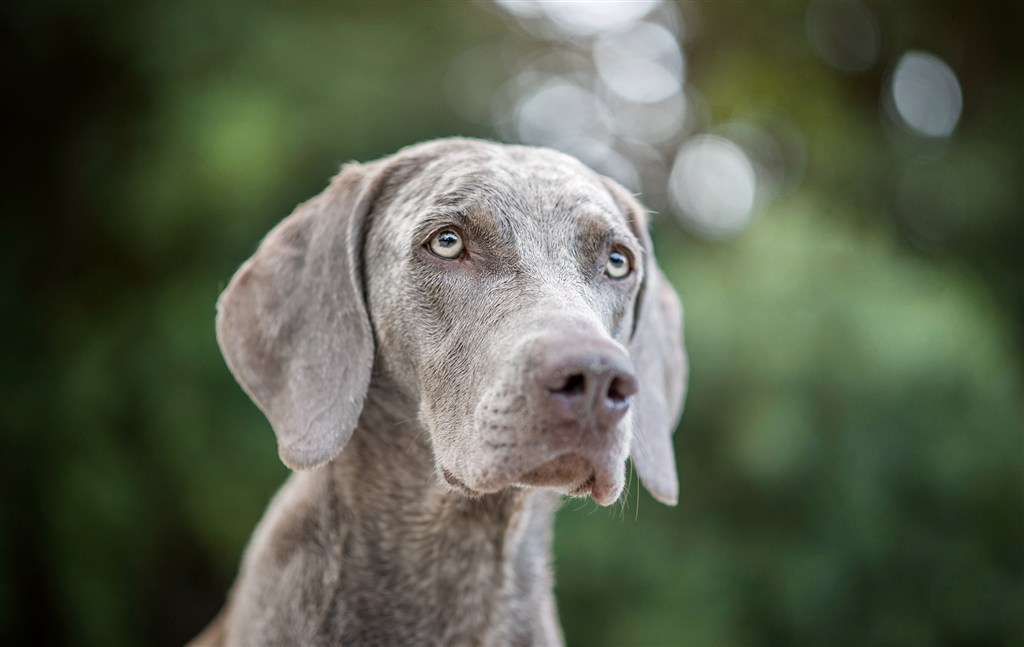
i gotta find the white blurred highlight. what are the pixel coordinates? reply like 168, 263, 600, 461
719, 117, 806, 201
493, 0, 544, 18
540, 0, 660, 38
487, 0, 787, 233
556, 138, 640, 191
669, 136, 758, 239
494, 0, 661, 39
607, 91, 688, 145
888, 51, 962, 138
514, 77, 612, 147
593, 22, 684, 103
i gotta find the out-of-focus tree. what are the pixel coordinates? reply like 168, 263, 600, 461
0, 2, 1019, 645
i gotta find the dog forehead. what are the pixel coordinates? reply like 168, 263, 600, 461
383, 140, 627, 236
397, 138, 604, 184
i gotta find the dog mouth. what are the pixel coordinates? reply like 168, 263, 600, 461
517, 453, 592, 489
441, 452, 622, 506
441, 468, 479, 498
522, 453, 620, 503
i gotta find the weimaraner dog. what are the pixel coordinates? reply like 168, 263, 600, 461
193, 138, 687, 645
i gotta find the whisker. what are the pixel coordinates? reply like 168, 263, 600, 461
616, 461, 634, 522
635, 461, 641, 522
632, 430, 653, 466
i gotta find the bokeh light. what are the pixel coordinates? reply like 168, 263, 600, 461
606, 90, 688, 145
8, 3, 1022, 646
593, 21, 683, 104
489, 0, 776, 238
502, 0, 662, 39
887, 51, 963, 138
542, 0, 659, 37
669, 135, 758, 239
514, 77, 612, 148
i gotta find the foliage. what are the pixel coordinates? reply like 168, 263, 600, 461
1, 2, 1020, 645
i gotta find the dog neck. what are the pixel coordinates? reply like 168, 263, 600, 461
317, 382, 564, 643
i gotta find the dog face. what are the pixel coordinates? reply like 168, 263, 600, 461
364, 144, 647, 505
216, 138, 687, 506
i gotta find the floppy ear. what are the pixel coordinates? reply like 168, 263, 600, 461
216, 162, 385, 470
603, 179, 688, 506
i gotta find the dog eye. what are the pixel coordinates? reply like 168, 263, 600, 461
605, 249, 632, 279
428, 229, 464, 259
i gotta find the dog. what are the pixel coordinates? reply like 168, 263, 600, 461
192, 138, 687, 645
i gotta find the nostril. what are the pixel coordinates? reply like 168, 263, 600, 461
606, 377, 631, 407
533, 336, 637, 423
551, 373, 587, 397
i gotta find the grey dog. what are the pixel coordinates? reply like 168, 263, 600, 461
192, 138, 687, 645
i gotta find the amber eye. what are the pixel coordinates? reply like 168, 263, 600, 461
605, 249, 632, 279
428, 229, 464, 259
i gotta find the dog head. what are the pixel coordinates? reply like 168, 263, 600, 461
216, 138, 687, 506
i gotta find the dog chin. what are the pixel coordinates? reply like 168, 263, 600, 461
439, 454, 625, 507
531, 455, 624, 507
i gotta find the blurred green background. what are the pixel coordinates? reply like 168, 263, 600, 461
2, 1, 1021, 645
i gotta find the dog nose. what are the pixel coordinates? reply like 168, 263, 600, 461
536, 338, 638, 426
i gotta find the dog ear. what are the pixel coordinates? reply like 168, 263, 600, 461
216, 162, 386, 470
603, 179, 688, 506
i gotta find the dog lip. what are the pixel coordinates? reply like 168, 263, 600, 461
443, 466, 506, 496
441, 468, 487, 497
587, 470, 622, 506
441, 460, 622, 512
567, 472, 596, 497
445, 426, 628, 504
515, 453, 590, 487
512, 452, 622, 505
